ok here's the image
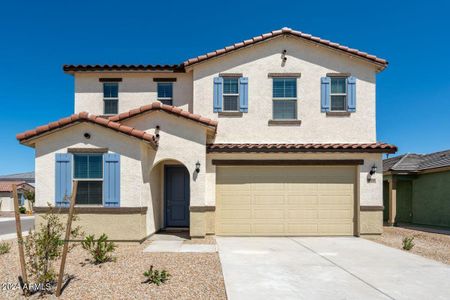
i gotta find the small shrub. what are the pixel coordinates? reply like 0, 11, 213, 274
402, 236, 415, 250
143, 265, 170, 285
0, 242, 11, 255
19, 206, 27, 214
24, 204, 82, 294
81, 234, 116, 264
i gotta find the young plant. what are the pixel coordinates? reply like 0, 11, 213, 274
143, 265, 170, 286
81, 234, 116, 264
402, 236, 415, 251
19, 206, 27, 214
23, 204, 82, 294
0, 242, 11, 255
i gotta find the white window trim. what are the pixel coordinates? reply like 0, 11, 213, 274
222, 77, 240, 112
103, 82, 119, 115
272, 78, 298, 120
157, 83, 174, 105
72, 153, 104, 206
330, 77, 348, 112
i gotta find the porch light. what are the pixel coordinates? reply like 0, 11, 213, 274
195, 161, 201, 173
369, 165, 377, 176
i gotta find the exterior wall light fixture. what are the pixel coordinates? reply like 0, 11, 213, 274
195, 161, 201, 173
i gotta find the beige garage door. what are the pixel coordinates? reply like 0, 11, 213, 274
216, 166, 355, 236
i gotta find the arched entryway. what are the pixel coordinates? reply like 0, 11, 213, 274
150, 159, 191, 230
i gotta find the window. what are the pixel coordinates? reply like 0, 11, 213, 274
103, 83, 119, 114
73, 154, 103, 205
223, 77, 239, 111
272, 78, 297, 119
330, 77, 347, 111
157, 83, 173, 105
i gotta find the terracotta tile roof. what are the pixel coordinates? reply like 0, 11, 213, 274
16, 112, 157, 147
109, 102, 218, 129
184, 27, 388, 69
63, 27, 387, 73
63, 64, 184, 73
0, 181, 29, 192
207, 143, 397, 153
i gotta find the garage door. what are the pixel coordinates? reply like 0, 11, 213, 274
216, 166, 355, 236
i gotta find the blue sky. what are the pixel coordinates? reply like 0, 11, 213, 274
0, 0, 449, 175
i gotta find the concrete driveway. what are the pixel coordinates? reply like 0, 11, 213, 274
216, 237, 450, 300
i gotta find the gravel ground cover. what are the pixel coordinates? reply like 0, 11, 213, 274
364, 226, 450, 264
0, 239, 226, 299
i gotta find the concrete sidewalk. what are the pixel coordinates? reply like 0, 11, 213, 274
217, 237, 450, 300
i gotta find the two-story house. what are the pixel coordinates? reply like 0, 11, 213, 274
17, 27, 396, 241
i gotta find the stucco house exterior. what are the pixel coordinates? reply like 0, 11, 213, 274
17, 27, 396, 241
383, 150, 450, 229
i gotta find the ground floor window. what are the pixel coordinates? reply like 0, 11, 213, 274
74, 154, 103, 205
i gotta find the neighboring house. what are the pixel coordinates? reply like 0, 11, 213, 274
383, 150, 450, 229
0, 171, 35, 186
0, 181, 34, 212
16, 27, 396, 241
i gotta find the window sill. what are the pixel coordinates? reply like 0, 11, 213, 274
268, 119, 302, 126
218, 111, 243, 117
326, 111, 351, 117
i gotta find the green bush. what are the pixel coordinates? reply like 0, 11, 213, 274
24, 205, 82, 294
0, 242, 11, 255
143, 265, 170, 286
402, 236, 415, 251
19, 206, 26, 214
81, 234, 116, 264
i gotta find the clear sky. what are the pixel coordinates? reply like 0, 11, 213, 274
0, 0, 449, 175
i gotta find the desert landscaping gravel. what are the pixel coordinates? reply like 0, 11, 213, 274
364, 226, 450, 264
0, 239, 226, 299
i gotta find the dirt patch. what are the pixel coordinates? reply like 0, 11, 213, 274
364, 226, 450, 264
0, 240, 226, 299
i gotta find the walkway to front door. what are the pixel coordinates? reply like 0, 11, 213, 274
216, 237, 450, 300
164, 165, 190, 227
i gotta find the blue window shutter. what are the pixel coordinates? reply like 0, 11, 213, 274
239, 77, 249, 112
347, 76, 356, 112
55, 153, 72, 207
321, 77, 331, 112
213, 77, 223, 112
103, 153, 120, 207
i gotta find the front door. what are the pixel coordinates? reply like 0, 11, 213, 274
165, 166, 190, 227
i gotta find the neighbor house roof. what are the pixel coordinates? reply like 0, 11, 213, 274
0, 181, 34, 193
16, 112, 158, 147
0, 171, 35, 183
63, 27, 387, 73
207, 143, 397, 153
109, 102, 218, 129
383, 149, 450, 173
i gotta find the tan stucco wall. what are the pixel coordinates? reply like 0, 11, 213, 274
35, 212, 147, 241
0, 192, 33, 212
74, 72, 193, 115
192, 36, 378, 144
360, 211, 383, 234
190, 211, 215, 237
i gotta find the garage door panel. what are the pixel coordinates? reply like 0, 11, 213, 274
253, 195, 285, 205
253, 209, 284, 219
286, 195, 319, 205
216, 166, 355, 236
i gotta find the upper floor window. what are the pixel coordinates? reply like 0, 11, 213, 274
330, 77, 347, 111
223, 77, 239, 112
157, 82, 173, 105
74, 154, 103, 205
103, 82, 118, 115
272, 78, 297, 119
